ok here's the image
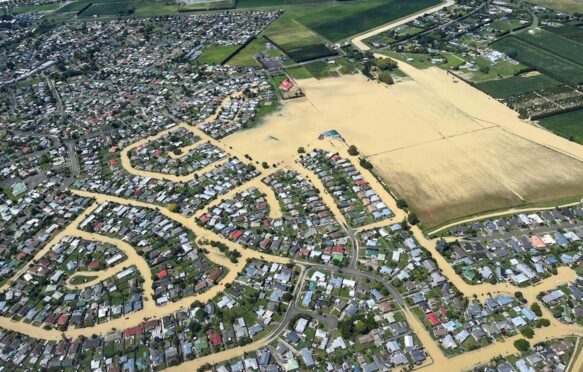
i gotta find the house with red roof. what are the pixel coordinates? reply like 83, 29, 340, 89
207, 329, 222, 346
230, 230, 243, 240
124, 324, 144, 338
428, 312, 441, 326
279, 79, 294, 91
156, 269, 168, 279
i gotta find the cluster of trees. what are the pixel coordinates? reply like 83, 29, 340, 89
209, 240, 241, 263
338, 314, 378, 339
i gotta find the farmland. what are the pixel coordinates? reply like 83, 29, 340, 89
526, 0, 583, 14
545, 25, 583, 43
224, 64, 583, 230
297, 0, 441, 41
476, 74, 561, 99
80, 1, 134, 16
260, 5, 337, 62
491, 32, 583, 84
539, 110, 583, 144
55, 0, 234, 16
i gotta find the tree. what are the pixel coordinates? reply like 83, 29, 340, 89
407, 212, 419, 225
536, 318, 550, 328
378, 71, 394, 85
375, 58, 398, 71
261, 161, 269, 169
297, 147, 305, 154
514, 338, 530, 352
396, 199, 408, 209
348, 145, 359, 156
530, 302, 542, 317
359, 158, 373, 170
520, 327, 534, 339
166, 203, 179, 212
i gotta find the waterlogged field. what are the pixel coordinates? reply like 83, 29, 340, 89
224, 65, 583, 229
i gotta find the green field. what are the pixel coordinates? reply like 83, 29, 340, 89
297, 0, 441, 42
380, 51, 464, 71
261, 5, 337, 62
476, 74, 561, 98
80, 1, 134, 16
539, 109, 583, 144
545, 25, 583, 44
57, 0, 94, 13
226, 38, 283, 66
526, 0, 583, 14
236, 0, 284, 7
515, 29, 583, 67
12, 2, 61, 13
197, 44, 240, 65
492, 34, 583, 84
285, 57, 361, 79
58, 0, 233, 16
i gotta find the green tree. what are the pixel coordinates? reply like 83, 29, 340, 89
514, 338, 530, 352
375, 58, 398, 71
530, 302, 542, 317
407, 212, 419, 225
348, 145, 359, 156
378, 71, 394, 85
520, 327, 534, 339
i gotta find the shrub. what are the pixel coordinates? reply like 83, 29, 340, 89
520, 327, 534, 339
514, 338, 530, 352
378, 71, 394, 85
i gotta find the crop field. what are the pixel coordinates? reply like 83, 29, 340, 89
515, 29, 583, 67
57, 0, 95, 13
503, 85, 583, 119
545, 25, 583, 43
12, 3, 61, 13
539, 109, 583, 144
80, 2, 134, 16
476, 74, 561, 99
297, 0, 440, 41
526, 0, 583, 14
237, 0, 330, 6
261, 6, 337, 62
492, 33, 583, 84
281, 43, 337, 62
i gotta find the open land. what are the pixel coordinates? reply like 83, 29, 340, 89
225, 65, 583, 229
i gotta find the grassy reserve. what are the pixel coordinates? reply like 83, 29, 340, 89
197, 45, 240, 65
226, 38, 284, 66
